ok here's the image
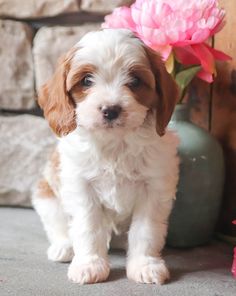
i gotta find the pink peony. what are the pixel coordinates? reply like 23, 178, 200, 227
103, 6, 136, 31
131, 0, 225, 47
102, 0, 231, 83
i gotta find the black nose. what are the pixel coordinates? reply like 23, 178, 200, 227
101, 105, 122, 121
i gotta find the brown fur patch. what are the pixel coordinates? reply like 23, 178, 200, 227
37, 47, 78, 137
127, 65, 157, 109
36, 150, 61, 199
37, 179, 55, 198
144, 46, 179, 136
68, 64, 97, 103
67, 64, 97, 91
48, 149, 61, 195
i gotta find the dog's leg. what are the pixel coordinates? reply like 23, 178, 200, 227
62, 182, 111, 284
32, 179, 73, 262
126, 187, 174, 285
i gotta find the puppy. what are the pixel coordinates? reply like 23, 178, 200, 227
32, 29, 179, 285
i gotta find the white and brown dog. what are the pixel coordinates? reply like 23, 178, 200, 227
32, 29, 179, 285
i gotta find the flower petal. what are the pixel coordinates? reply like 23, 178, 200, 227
165, 51, 175, 73
174, 46, 200, 65
191, 28, 211, 43
102, 7, 136, 30
151, 45, 173, 61
191, 43, 215, 73
204, 44, 232, 61
197, 69, 214, 83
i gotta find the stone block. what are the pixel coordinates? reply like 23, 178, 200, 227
33, 24, 101, 92
0, 0, 80, 18
81, 0, 134, 12
0, 115, 56, 207
0, 20, 35, 109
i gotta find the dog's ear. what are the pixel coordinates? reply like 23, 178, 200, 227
145, 47, 179, 136
37, 49, 77, 137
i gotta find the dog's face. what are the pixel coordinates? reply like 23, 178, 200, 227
38, 29, 178, 137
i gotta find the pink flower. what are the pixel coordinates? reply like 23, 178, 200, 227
102, 7, 136, 31
102, 0, 231, 83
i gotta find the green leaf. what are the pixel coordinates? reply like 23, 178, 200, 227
175, 66, 201, 99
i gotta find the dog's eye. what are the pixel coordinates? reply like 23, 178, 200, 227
81, 74, 94, 87
128, 76, 142, 89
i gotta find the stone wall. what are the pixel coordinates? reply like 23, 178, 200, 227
0, 0, 134, 206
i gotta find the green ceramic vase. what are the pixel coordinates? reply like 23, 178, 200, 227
167, 104, 225, 248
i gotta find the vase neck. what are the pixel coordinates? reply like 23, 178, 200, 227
171, 104, 190, 121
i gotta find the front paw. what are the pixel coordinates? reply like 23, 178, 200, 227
47, 241, 74, 263
127, 256, 170, 284
68, 256, 110, 284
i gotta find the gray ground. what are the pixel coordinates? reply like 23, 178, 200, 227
0, 207, 235, 296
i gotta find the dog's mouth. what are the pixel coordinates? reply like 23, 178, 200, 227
102, 120, 125, 129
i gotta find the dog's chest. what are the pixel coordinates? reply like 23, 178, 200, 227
91, 152, 147, 215
59, 130, 171, 215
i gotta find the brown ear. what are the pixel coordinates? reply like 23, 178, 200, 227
37, 49, 77, 137
145, 47, 179, 136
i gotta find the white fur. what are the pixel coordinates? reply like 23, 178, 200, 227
32, 190, 73, 262
33, 29, 179, 285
